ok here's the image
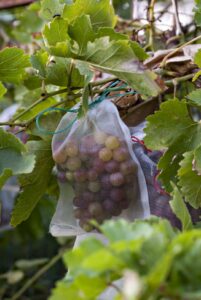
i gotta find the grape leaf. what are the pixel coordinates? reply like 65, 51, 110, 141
31, 50, 49, 79
194, 145, 201, 175
45, 57, 85, 87
43, 17, 70, 57
69, 15, 95, 56
170, 183, 193, 230
0, 82, 7, 98
194, 0, 201, 27
144, 99, 193, 150
39, 0, 65, 20
77, 37, 160, 97
178, 151, 201, 209
194, 49, 201, 68
144, 99, 201, 191
11, 140, 54, 226
187, 89, 201, 106
63, 0, 117, 30
0, 47, 30, 84
0, 129, 35, 188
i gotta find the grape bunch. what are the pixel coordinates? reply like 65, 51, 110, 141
53, 131, 137, 232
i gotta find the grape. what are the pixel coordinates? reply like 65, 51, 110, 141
66, 171, 74, 182
93, 158, 105, 174
82, 191, 95, 203
73, 195, 91, 209
100, 190, 109, 201
57, 171, 67, 183
66, 140, 79, 157
125, 175, 134, 185
88, 181, 101, 193
74, 208, 82, 219
120, 160, 137, 175
105, 135, 120, 150
112, 206, 122, 216
88, 169, 98, 181
79, 145, 89, 162
110, 172, 124, 187
99, 148, 113, 162
88, 202, 103, 216
120, 198, 130, 210
74, 183, 86, 195
73, 196, 84, 208
113, 147, 129, 162
53, 147, 67, 164
110, 188, 125, 202
74, 169, 87, 182
105, 160, 119, 173
94, 130, 108, 144
101, 174, 112, 189
103, 199, 116, 214
66, 157, 81, 171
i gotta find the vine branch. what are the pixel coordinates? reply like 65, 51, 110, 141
10, 248, 67, 300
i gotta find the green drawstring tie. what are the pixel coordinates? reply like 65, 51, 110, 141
35, 80, 136, 135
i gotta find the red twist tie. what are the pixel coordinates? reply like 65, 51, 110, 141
131, 135, 152, 153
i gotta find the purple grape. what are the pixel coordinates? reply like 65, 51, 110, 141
74, 182, 86, 194
88, 169, 98, 181
88, 181, 101, 193
120, 198, 130, 210
57, 171, 67, 183
113, 147, 129, 162
110, 188, 125, 202
101, 174, 112, 189
100, 190, 109, 201
103, 199, 115, 213
105, 160, 119, 173
74, 169, 87, 182
93, 158, 105, 174
88, 202, 103, 217
74, 208, 82, 219
110, 172, 124, 187
73, 196, 90, 209
82, 191, 95, 203
120, 160, 137, 175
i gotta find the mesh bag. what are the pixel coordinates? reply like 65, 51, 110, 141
50, 100, 150, 236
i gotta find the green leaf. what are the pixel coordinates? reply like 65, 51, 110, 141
43, 17, 69, 57
194, 49, 201, 68
31, 50, 49, 78
39, 0, 65, 20
0, 82, 7, 98
194, 0, 201, 27
78, 37, 160, 97
69, 15, 95, 56
0, 47, 30, 84
170, 183, 193, 230
0, 129, 35, 187
178, 151, 201, 209
187, 89, 201, 106
45, 57, 85, 87
49, 282, 70, 300
192, 70, 201, 82
11, 140, 54, 226
144, 99, 193, 150
63, 0, 116, 30
194, 145, 201, 175
130, 41, 149, 61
